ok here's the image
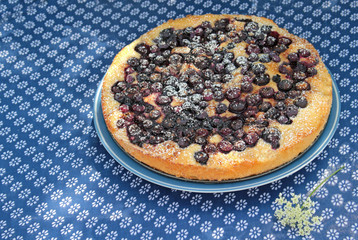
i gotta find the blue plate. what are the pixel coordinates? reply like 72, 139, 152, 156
93, 73, 340, 193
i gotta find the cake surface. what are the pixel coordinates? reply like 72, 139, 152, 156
101, 14, 332, 181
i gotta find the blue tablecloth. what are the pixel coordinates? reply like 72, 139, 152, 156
0, 0, 357, 239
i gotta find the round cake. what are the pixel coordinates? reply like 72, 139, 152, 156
101, 14, 332, 181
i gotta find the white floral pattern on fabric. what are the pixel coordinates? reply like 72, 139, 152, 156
0, 0, 357, 239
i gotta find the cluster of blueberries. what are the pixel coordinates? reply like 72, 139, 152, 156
111, 18, 318, 164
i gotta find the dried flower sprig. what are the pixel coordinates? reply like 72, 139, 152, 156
274, 165, 344, 236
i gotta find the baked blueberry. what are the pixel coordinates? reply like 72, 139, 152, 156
229, 100, 246, 113
253, 74, 270, 86
226, 87, 241, 101
156, 95, 172, 105
149, 110, 161, 119
259, 102, 272, 112
244, 132, 259, 147
294, 96, 308, 108
178, 137, 191, 148
259, 87, 274, 98
204, 143, 217, 153
218, 140, 233, 153
194, 151, 209, 164
216, 103, 228, 114
234, 140, 246, 151
278, 79, 293, 92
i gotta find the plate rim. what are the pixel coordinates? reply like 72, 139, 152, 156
93, 74, 340, 193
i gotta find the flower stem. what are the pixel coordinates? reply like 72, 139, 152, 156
307, 165, 344, 198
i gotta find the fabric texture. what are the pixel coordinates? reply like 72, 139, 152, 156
0, 0, 357, 239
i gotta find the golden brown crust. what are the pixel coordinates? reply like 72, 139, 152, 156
101, 14, 332, 181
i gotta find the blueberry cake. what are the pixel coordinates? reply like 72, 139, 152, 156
101, 14, 332, 181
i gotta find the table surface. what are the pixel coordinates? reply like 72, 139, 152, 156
0, 0, 357, 239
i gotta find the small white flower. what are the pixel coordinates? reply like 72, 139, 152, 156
249, 226, 262, 239
199, 221, 211, 232
176, 229, 188, 240
259, 192, 271, 204
351, 223, 358, 234
201, 200, 213, 211
190, 194, 202, 205
129, 224, 142, 236
164, 222, 176, 234
188, 214, 200, 226
212, 227, 224, 239
331, 194, 344, 206
177, 208, 189, 220
154, 216, 166, 227
260, 213, 272, 224
335, 215, 348, 227
212, 206, 224, 218
338, 180, 351, 191
167, 202, 179, 213
235, 219, 248, 231
223, 193, 236, 204
247, 187, 259, 197
326, 228, 339, 240
235, 199, 247, 210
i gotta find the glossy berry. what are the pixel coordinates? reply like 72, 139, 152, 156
151, 125, 164, 135
295, 81, 310, 91
178, 137, 191, 148
151, 82, 163, 93
156, 95, 171, 105
116, 119, 126, 128
294, 96, 308, 108
244, 132, 259, 146
230, 119, 243, 130
262, 127, 281, 143
251, 63, 266, 75
127, 57, 139, 67
246, 94, 262, 106
259, 87, 274, 98
234, 140, 246, 151
264, 107, 280, 119
226, 87, 241, 101
285, 104, 299, 117
277, 114, 290, 124
241, 81, 253, 93
298, 48, 311, 58
278, 79, 293, 92
131, 104, 145, 113
149, 109, 161, 119
194, 151, 209, 164
274, 91, 287, 101
272, 74, 281, 83
128, 124, 141, 136
259, 102, 272, 112
196, 128, 209, 137
275, 101, 286, 111
213, 91, 225, 101
234, 129, 245, 139
216, 103, 228, 114
259, 54, 270, 63
246, 44, 261, 54
253, 74, 270, 86
218, 140, 233, 153
229, 100, 246, 113
255, 118, 269, 128
307, 67, 318, 77
114, 93, 126, 103
247, 53, 259, 62
203, 89, 214, 101
287, 53, 299, 62
204, 144, 217, 153
162, 118, 176, 129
